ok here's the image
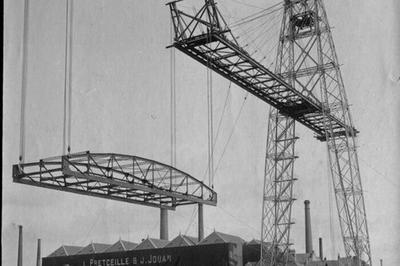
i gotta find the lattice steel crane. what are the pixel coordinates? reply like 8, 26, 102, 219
167, 0, 372, 265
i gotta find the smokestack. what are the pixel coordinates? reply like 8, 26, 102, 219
319, 237, 323, 260
198, 203, 204, 241
304, 200, 313, 254
17, 225, 23, 266
160, 208, 168, 240
36, 239, 41, 266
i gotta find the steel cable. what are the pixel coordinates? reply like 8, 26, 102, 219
170, 15, 177, 168
67, 0, 74, 154
213, 92, 249, 177
19, 0, 30, 163
63, 0, 73, 155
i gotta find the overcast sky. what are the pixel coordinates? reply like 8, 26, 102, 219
3, 0, 400, 265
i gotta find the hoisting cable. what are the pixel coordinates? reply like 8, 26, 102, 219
19, 0, 30, 164
228, 0, 268, 10
228, 2, 282, 28
63, 0, 73, 155
184, 208, 198, 235
224, 2, 283, 70
67, 0, 74, 154
200, 81, 231, 183
206, 2, 214, 189
207, 67, 214, 188
200, 90, 249, 182
62, 0, 68, 155
170, 15, 177, 168
213, 82, 231, 146
214, 92, 249, 177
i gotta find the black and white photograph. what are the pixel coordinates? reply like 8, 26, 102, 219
3, 0, 400, 265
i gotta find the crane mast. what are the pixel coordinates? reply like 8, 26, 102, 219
261, 1, 297, 262
263, 0, 372, 265
167, 0, 372, 265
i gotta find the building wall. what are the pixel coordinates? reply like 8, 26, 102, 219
42, 243, 242, 266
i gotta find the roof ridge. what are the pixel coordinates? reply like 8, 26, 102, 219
119, 239, 126, 251
213, 231, 226, 242
62, 245, 68, 256
216, 231, 245, 243
147, 238, 156, 248
181, 235, 191, 246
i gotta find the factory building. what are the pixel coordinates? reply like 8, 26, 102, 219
43, 231, 244, 266
42, 232, 364, 266
40, 200, 366, 266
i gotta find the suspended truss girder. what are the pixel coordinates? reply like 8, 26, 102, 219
13, 151, 217, 210
167, 0, 358, 141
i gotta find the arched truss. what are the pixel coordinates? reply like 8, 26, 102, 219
13, 151, 217, 210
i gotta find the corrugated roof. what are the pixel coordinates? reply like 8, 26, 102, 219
65, 245, 84, 256
165, 235, 197, 248
121, 240, 138, 250
47, 246, 67, 257
183, 235, 198, 245
199, 231, 245, 245
75, 243, 111, 255
217, 231, 245, 244
135, 238, 169, 250
47, 245, 83, 257
104, 240, 138, 253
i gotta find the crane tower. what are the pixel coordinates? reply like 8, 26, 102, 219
167, 0, 371, 265
262, 1, 371, 265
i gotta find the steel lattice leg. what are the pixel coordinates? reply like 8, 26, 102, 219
316, 0, 372, 264
261, 109, 297, 265
261, 2, 297, 265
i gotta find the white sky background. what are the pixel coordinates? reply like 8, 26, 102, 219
3, 0, 400, 265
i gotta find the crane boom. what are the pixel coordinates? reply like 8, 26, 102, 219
168, 0, 358, 141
